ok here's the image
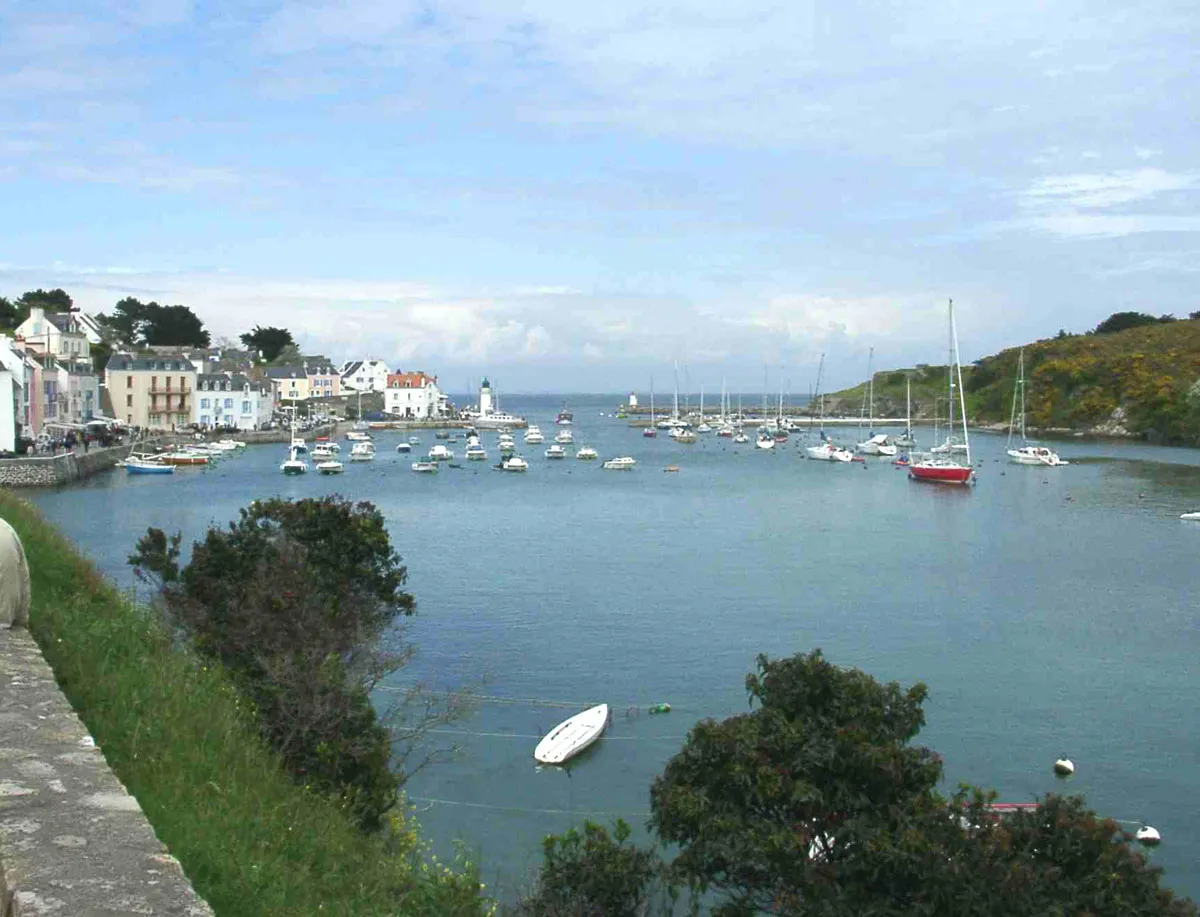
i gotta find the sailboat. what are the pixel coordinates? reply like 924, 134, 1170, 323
857, 348, 897, 456
716, 378, 734, 436
280, 409, 308, 475
894, 377, 916, 447
806, 353, 853, 462
732, 391, 750, 443
697, 386, 711, 433
910, 300, 973, 485
773, 374, 788, 442
1006, 349, 1067, 467
644, 379, 657, 438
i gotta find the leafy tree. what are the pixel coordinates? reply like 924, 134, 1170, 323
271, 342, 304, 365
90, 340, 113, 375
96, 296, 210, 348
513, 820, 665, 917
129, 497, 465, 832
241, 325, 295, 362
530, 651, 1196, 917
0, 296, 22, 332
18, 287, 73, 311
1093, 311, 1171, 335
1191, 310, 1200, 320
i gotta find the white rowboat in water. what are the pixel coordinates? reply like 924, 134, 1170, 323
534, 703, 609, 765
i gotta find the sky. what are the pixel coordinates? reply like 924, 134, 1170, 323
1, 0, 1197, 392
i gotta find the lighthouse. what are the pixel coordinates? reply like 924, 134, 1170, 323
479, 377, 494, 415
628, 392, 639, 408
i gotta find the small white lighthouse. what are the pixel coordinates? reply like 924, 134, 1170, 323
628, 392, 639, 408
479, 377, 494, 415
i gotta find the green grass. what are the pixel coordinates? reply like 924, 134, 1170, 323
0, 491, 489, 917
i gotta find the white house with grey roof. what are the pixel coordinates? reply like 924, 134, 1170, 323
339, 359, 390, 393
195, 372, 273, 431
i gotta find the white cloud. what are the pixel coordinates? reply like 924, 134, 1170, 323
1020, 168, 1199, 210
1135, 146, 1161, 160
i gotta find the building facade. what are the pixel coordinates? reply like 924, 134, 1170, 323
339, 359, 390, 393
195, 373, 273, 431
266, 361, 342, 403
0, 337, 26, 453
105, 353, 197, 430
14, 308, 91, 362
384, 371, 445, 419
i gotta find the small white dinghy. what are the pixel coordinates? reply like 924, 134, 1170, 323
1181, 512, 1200, 521
534, 703, 609, 765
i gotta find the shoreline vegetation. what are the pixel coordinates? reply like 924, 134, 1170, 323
821, 314, 1200, 445
0, 491, 488, 917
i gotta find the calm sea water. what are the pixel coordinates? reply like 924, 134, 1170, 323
28, 394, 1200, 903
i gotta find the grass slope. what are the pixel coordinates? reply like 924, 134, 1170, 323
824, 318, 1200, 442
0, 492, 487, 917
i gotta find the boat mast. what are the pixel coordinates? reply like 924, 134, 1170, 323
700, 384, 704, 424
650, 377, 655, 424
950, 299, 971, 465
1007, 348, 1023, 450
905, 375, 912, 439
867, 346, 875, 435
811, 352, 825, 438
1019, 349, 1027, 443
673, 362, 680, 421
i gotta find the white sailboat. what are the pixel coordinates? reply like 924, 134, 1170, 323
895, 377, 916, 448
644, 378, 657, 438
1006, 348, 1067, 467
806, 355, 853, 462
697, 386, 711, 433
857, 348, 897, 456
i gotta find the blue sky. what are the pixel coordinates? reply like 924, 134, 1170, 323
2, 0, 1197, 391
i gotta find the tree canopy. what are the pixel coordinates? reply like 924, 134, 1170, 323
1093, 311, 1175, 335
96, 296, 210, 348
0, 288, 75, 332
240, 325, 295, 362
522, 650, 1196, 917
128, 497, 465, 832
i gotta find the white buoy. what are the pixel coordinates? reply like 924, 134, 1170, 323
1054, 756, 1075, 776
1136, 825, 1162, 846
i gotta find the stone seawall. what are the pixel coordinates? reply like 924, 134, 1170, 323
0, 626, 213, 916
0, 447, 124, 489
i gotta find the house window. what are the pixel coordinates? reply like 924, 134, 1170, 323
200, 398, 210, 409
126, 394, 133, 407
241, 400, 251, 414
224, 398, 233, 409
127, 375, 133, 388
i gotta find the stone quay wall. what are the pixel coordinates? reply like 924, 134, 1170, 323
0, 447, 124, 489
0, 626, 214, 916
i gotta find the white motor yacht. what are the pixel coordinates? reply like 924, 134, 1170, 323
411, 460, 437, 473
524, 425, 545, 444
602, 456, 636, 470
408, 435, 421, 445
554, 429, 574, 444
466, 443, 488, 461
428, 444, 453, 461
349, 441, 375, 462
575, 446, 598, 460
545, 444, 567, 459
396, 442, 412, 453
502, 455, 528, 472
317, 459, 344, 475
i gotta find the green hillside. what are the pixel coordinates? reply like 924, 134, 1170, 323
824, 316, 1200, 444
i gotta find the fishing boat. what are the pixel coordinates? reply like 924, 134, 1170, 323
910, 300, 974, 485
534, 704, 609, 765
576, 446, 598, 460
602, 456, 636, 469
1007, 349, 1067, 467
317, 459, 344, 475
349, 441, 376, 462
555, 404, 574, 425
124, 457, 174, 474
544, 444, 567, 459
501, 455, 528, 472
411, 460, 437, 473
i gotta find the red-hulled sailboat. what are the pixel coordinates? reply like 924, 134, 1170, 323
910, 299, 974, 486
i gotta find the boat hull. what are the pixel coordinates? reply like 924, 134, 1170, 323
909, 463, 972, 484
534, 704, 609, 765
124, 461, 174, 474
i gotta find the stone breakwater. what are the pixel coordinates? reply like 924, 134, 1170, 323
0, 625, 214, 916
0, 447, 124, 489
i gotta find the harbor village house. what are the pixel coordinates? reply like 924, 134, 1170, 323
384, 371, 446, 419
105, 353, 197, 430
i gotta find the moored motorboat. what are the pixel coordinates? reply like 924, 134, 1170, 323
349, 441, 376, 462
1181, 511, 1200, 521
396, 442, 412, 453
466, 443, 488, 461
545, 444, 567, 459
124, 457, 174, 474
602, 456, 636, 470
317, 460, 344, 474
554, 429, 574, 444
524, 425, 545, 444
534, 703, 609, 765
857, 432, 898, 457
428, 444, 453, 461
411, 461, 438, 473
575, 446, 598, 460
502, 455, 528, 472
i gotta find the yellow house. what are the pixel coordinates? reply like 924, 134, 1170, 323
105, 353, 198, 430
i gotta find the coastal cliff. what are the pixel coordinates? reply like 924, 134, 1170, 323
823, 316, 1200, 444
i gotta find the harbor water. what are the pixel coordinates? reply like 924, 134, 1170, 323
28, 394, 1200, 903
